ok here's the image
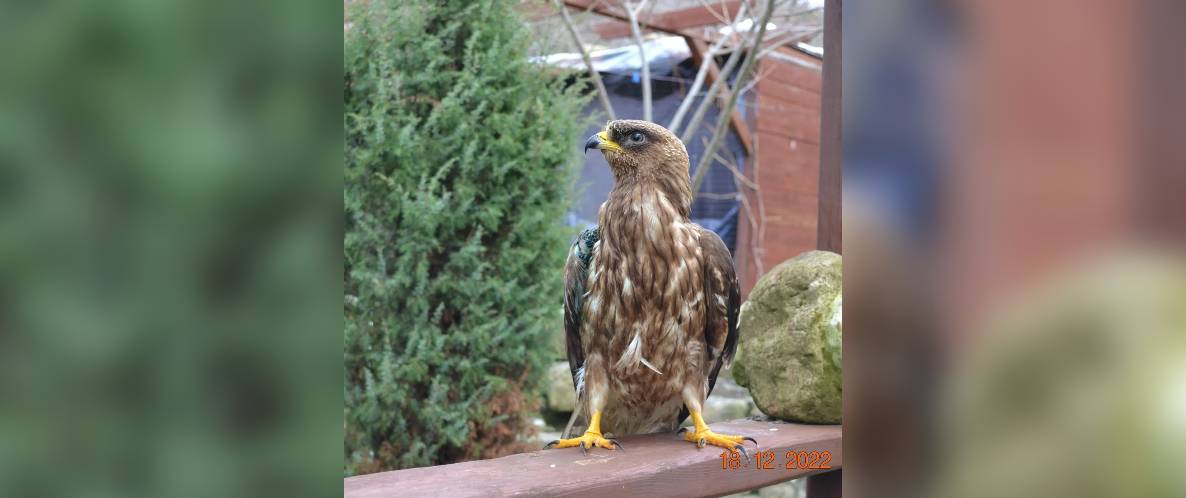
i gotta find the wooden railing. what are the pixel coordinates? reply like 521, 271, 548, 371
344, 418, 841, 497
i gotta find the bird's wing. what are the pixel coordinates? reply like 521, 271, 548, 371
700, 228, 741, 394
563, 226, 599, 392
678, 228, 741, 425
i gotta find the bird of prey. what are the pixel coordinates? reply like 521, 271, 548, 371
545, 120, 753, 457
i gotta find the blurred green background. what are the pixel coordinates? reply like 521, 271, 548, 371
0, 1, 341, 497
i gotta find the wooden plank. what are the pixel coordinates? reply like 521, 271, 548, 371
764, 48, 825, 72
761, 194, 820, 231
757, 156, 819, 196
758, 231, 818, 269
564, 0, 686, 37
758, 78, 823, 111
755, 107, 820, 143
761, 61, 824, 94
816, 0, 841, 253
562, 0, 823, 57
566, 0, 805, 49
595, 0, 745, 39
686, 37, 754, 154
755, 132, 820, 160
345, 419, 842, 498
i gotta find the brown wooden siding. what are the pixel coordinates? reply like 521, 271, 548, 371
736, 52, 823, 296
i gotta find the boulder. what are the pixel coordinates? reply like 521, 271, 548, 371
545, 361, 577, 412
733, 250, 842, 424
702, 395, 755, 424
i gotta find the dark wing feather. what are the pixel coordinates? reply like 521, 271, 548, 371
678, 228, 741, 424
563, 226, 599, 389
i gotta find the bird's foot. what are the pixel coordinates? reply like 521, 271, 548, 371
543, 430, 623, 455
679, 426, 757, 459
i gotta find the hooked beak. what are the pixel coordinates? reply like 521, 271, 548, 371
583, 134, 599, 154
584, 130, 622, 154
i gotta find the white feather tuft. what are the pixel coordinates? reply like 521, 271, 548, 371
575, 365, 586, 395
616, 332, 642, 370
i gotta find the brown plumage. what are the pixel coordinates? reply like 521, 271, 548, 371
547, 120, 748, 456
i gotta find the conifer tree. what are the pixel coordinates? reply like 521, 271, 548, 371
344, 0, 588, 473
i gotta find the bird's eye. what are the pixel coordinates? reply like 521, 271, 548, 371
628, 131, 645, 143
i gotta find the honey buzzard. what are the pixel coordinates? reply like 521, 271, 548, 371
545, 120, 753, 457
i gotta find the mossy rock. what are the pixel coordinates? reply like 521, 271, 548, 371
733, 250, 842, 423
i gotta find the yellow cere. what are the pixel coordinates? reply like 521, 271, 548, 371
596, 130, 623, 152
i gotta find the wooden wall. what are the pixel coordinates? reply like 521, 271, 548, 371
736, 50, 824, 296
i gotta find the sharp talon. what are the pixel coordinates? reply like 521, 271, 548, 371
677, 427, 689, 435
579, 441, 588, 456
697, 437, 707, 449
734, 444, 750, 464
543, 440, 559, 450
611, 439, 624, 452
742, 436, 758, 448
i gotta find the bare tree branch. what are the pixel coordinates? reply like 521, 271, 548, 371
711, 149, 759, 190
768, 5, 823, 22
678, 2, 822, 137
715, 130, 769, 279
675, 7, 755, 142
696, 0, 736, 26
733, 63, 772, 97
668, 2, 749, 131
707, 134, 768, 278
553, 0, 616, 120
735, 163, 764, 276
750, 132, 767, 276
677, 45, 744, 141
690, 0, 776, 195
625, 0, 652, 121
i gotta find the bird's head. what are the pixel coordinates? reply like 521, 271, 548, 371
585, 120, 690, 182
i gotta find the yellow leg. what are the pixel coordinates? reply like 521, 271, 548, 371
543, 411, 622, 454
680, 411, 757, 455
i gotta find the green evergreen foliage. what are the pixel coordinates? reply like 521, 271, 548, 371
343, 0, 589, 474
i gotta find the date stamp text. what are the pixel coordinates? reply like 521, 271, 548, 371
719, 449, 833, 471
